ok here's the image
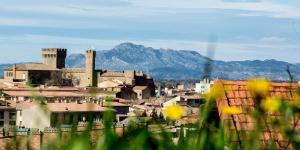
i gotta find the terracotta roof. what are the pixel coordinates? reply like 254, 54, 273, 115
3, 90, 83, 97
114, 98, 131, 104
15, 101, 110, 112
47, 103, 109, 112
132, 105, 152, 111
102, 101, 129, 107
216, 80, 300, 149
98, 80, 122, 88
180, 95, 201, 99
4, 86, 79, 91
15, 100, 37, 109
0, 81, 10, 89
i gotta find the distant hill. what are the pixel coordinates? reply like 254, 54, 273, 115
66, 43, 300, 81
1, 42, 300, 81
0, 64, 11, 78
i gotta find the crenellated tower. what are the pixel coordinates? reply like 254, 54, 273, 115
42, 48, 67, 69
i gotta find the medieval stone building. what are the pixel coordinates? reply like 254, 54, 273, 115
3, 48, 155, 96
4, 48, 97, 87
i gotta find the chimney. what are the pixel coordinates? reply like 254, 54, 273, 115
12, 64, 16, 80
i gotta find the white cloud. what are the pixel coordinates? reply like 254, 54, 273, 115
132, 0, 300, 18
260, 36, 287, 42
1, 0, 300, 19
0, 0, 299, 31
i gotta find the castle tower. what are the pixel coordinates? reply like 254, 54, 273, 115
42, 48, 67, 69
85, 50, 96, 87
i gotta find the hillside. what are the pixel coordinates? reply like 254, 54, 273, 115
1, 43, 299, 81
65, 43, 300, 81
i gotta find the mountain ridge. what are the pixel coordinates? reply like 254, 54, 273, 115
1, 42, 299, 81
65, 42, 300, 81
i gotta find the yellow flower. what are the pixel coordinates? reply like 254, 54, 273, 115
261, 97, 282, 112
222, 106, 242, 115
205, 82, 225, 101
164, 105, 185, 120
247, 78, 270, 96
224, 85, 233, 91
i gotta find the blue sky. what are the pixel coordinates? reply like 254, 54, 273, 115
0, 0, 300, 63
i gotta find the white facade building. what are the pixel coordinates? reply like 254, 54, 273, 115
195, 79, 213, 94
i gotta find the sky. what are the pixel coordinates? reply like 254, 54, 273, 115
0, 0, 300, 63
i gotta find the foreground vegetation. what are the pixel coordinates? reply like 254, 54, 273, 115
3, 78, 300, 150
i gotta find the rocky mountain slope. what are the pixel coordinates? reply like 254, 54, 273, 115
66, 43, 300, 81
1, 42, 299, 81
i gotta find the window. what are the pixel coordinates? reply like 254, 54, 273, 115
6, 72, 13, 77
9, 121, 15, 126
0, 121, 4, 127
9, 112, 16, 120
0, 111, 4, 119
48, 99, 55, 103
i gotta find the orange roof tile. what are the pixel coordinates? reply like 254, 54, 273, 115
46, 103, 110, 112
3, 91, 83, 97
133, 86, 148, 91
16, 101, 111, 112
215, 80, 300, 149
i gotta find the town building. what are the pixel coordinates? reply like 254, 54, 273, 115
133, 86, 151, 100
162, 95, 203, 108
195, 78, 213, 94
3, 49, 155, 98
0, 47, 158, 131
3, 49, 97, 87
0, 100, 16, 128
162, 95, 203, 118
14, 100, 110, 130
98, 70, 155, 96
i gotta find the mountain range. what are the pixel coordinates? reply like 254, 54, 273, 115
66, 43, 300, 81
1, 42, 300, 81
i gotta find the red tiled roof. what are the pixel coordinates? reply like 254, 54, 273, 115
47, 103, 110, 112
15, 101, 111, 112
3, 91, 83, 97
102, 101, 129, 107
216, 80, 300, 149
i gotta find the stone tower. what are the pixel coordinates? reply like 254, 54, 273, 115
42, 48, 67, 69
85, 50, 96, 87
